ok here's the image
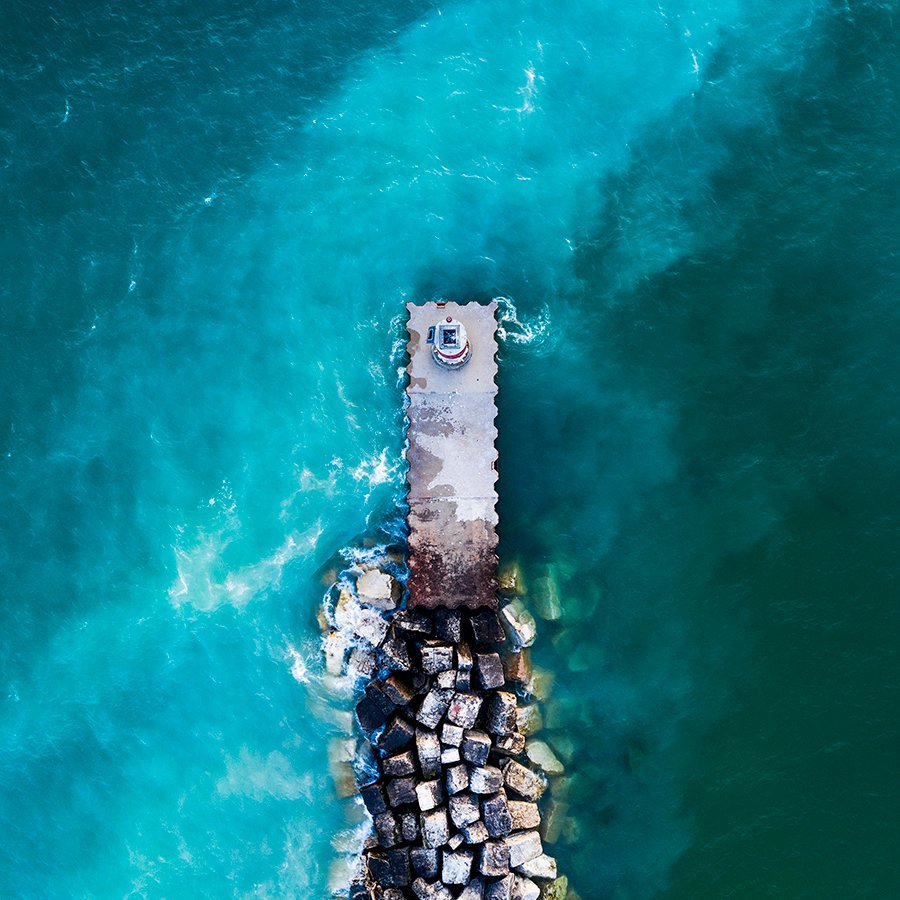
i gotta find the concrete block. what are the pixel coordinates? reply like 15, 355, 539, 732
356, 683, 396, 733
479, 839, 511, 877
410, 847, 440, 879
393, 609, 433, 637
415, 779, 444, 812
386, 776, 418, 807
411, 877, 453, 900
373, 811, 400, 848
420, 807, 450, 849
507, 801, 541, 831
482, 792, 513, 838
435, 608, 463, 643
468, 765, 503, 794
360, 782, 388, 816
484, 873, 513, 900
441, 723, 464, 747
471, 610, 505, 645
379, 715, 415, 753
525, 741, 563, 776
441, 746, 461, 765
442, 849, 474, 884
382, 675, 416, 707
400, 811, 419, 843
517, 853, 557, 881
437, 670, 457, 689
494, 732, 526, 757
510, 874, 540, 900
500, 601, 537, 648
501, 760, 545, 801
387, 847, 411, 886
502, 648, 532, 684
417, 688, 453, 730
458, 877, 486, 900
356, 569, 397, 610
461, 730, 491, 766
348, 646, 377, 679
461, 819, 490, 845
416, 728, 442, 779
485, 692, 518, 735
380, 637, 412, 671
421, 643, 455, 674
382, 750, 416, 778
449, 793, 480, 828
475, 652, 506, 690
447, 692, 483, 729
355, 607, 390, 648
506, 831, 543, 868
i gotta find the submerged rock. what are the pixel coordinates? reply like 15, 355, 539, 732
497, 560, 526, 596
525, 741, 564, 776
531, 568, 562, 621
537, 876, 568, 900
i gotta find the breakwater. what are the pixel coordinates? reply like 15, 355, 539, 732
322, 561, 572, 900
320, 303, 573, 899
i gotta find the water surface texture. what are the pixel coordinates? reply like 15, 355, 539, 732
1, 0, 898, 897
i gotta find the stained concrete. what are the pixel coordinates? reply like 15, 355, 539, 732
405, 301, 499, 610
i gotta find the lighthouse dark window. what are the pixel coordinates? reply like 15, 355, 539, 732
439, 326, 459, 349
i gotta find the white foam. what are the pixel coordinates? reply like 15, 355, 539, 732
348, 447, 402, 501
495, 295, 556, 352
168, 519, 323, 612
216, 748, 313, 802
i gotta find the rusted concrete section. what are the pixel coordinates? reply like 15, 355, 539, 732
405, 301, 499, 610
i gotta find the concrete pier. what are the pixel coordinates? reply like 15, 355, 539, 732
405, 301, 499, 610
320, 305, 571, 899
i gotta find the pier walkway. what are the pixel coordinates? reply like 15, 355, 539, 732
405, 301, 499, 610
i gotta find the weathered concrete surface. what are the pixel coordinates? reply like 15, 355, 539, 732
406, 301, 498, 610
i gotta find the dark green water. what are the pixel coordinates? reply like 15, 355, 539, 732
1, 0, 898, 896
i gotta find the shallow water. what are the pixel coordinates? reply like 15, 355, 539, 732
1, 0, 898, 896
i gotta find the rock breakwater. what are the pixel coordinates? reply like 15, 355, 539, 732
320, 557, 576, 900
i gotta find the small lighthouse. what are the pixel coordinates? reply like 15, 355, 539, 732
427, 315, 471, 369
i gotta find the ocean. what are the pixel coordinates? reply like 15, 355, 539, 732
1, 0, 898, 896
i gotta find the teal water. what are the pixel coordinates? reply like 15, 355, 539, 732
1, 0, 898, 897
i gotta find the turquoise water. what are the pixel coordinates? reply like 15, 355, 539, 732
2, 0, 898, 897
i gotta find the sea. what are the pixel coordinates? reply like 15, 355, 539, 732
1, 0, 898, 896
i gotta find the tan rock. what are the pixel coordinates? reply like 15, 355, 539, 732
356, 569, 397, 610
511, 875, 540, 900
526, 740, 564, 775
506, 830, 543, 867
502, 759, 546, 801
518, 853, 557, 880
508, 800, 541, 830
